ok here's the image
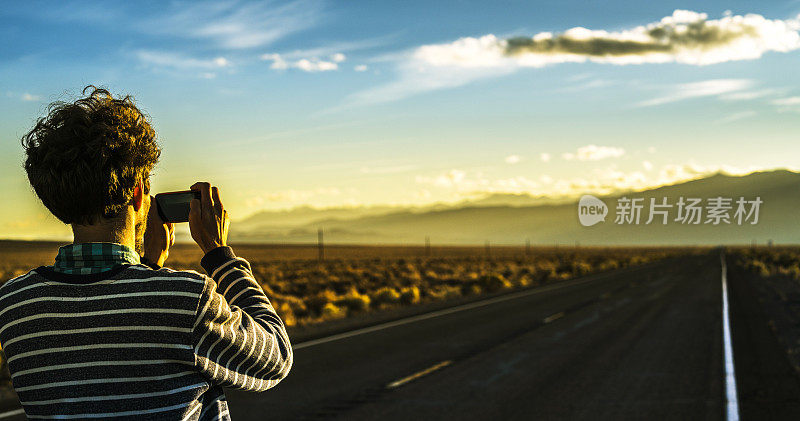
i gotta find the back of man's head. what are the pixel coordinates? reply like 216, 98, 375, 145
21, 85, 161, 226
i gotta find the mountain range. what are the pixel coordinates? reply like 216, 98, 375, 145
230, 170, 800, 246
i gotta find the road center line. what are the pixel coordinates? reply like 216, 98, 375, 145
720, 251, 740, 421
543, 312, 565, 324
0, 408, 24, 419
386, 360, 452, 389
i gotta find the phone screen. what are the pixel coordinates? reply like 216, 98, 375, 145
154, 191, 201, 223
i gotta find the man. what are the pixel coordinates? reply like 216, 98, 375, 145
0, 86, 293, 420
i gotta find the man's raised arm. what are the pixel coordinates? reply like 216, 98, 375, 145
192, 246, 292, 391
186, 182, 292, 391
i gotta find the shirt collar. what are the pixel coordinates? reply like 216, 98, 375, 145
53, 242, 141, 275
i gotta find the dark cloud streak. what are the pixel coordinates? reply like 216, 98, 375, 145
506, 19, 757, 57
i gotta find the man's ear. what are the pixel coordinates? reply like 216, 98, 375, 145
132, 181, 144, 212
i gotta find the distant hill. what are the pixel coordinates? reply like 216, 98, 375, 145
230, 170, 800, 245
235, 191, 564, 230
461, 192, 572, 207
238, 205, 402, 228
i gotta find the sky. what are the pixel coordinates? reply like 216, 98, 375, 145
2, 0, 800, 239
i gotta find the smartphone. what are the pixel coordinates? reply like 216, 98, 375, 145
154, 190, 201, 223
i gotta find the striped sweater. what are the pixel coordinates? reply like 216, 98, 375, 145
0, 246, 293, 420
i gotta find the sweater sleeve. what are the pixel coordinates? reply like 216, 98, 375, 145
191, 246, 293, 392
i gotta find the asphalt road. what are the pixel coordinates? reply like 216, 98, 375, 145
3, 252, 800, 420
223, 252, 745, 421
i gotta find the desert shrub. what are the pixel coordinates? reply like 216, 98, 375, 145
305, 289, 338, 316
571, 261, 592, 276
370, 287, 401, 307
599, 259, 620, 271
557, 271, 573, 280
399, 286, 421, 305
778, 264, 800, 280
732, 248, 800, 281
534, 263, 558, 282
513, 273, 534, 287
479, 274, 512, 293
276, 294, 308, 319
335, 288, 371, 313
320, 302, 346, 320
744, 259, 771, 277
275, 302, 297, 327
460, 281, 483, 296
427, 285, 461, 301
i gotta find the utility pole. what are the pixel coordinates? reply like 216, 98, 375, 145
525, 238, 531, 257
425, 236, 431, 257
317, 228, 324, 262
485, 240, 491, 260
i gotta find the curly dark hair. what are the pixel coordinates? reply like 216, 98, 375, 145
21, 86, 161, 225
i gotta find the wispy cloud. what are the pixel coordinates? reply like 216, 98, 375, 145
259, 35, 396, 74
719, 87, 786, 101
37, 1, 326, 76
560, 79, 618, 92
415, 169, 468, 189
636, 79, 753, 107
20, 93, 41, 102
7, 91, 42, 102
337, 10, 800, 109
29, 1, 322, 51
244, 186, 346, 208
335, 64, 515, 110
276, 36, 394, 60
415, 169, 541, 192
713, 110, 757, 124
414, 163, 784, 198
771, 96, 800, 113
359, 165, 418, 174
142, 0, 324, 49
563, 145, 625, 161
134, 50, 231, 72
295, 59, 338, 72
261, 53, 344, 71
771, 96, 800, 105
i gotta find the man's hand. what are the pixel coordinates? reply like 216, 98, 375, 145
142, 195, 175, 267
189, 182, 230, 254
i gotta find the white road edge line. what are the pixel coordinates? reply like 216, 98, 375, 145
721, 250, 740, 421
386, 360, 452, 389
293, 266, 637, 350
0, 408, 24, 419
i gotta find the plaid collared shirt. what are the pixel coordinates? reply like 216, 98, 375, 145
53, 242, 141, 274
